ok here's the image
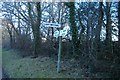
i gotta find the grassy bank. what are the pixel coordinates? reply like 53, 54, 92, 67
2, 49, 119, 78
2, 49, 82, 78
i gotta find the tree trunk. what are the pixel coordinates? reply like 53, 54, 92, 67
35, 2, 41, 55
77, 9, 85, 53
6, 22, 14, 48
69, 2, 79, 58
86, 3, 91, 77
17, 2, 21, 34
9, 33, 13, 48
28, 2, 41, 58
7, 27, 13, 48
51, 2, 54, 41
105, 2, 112, 60
118, 2, 120, 42
95, 2, 103, 52
106, 2, 112, 42
118, 1, 120, 63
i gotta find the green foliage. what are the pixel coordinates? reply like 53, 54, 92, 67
68, 2, 79, 58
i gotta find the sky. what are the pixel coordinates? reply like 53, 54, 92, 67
0, 0, 119, 2
0, 1, 119, 41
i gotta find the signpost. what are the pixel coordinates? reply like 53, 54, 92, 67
54, 28, 68, 38
43, 22, 61, 28
44, 22, 62, 73
57, 30, 62, 73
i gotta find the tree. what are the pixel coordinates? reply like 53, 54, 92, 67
66, 2, 79, 58
118, 1, 120, 42
2, 19, 13, 48
106, 2, 112, 43
95, 2, 103, 52
118, 1, 120, 59
28, 2, 41, 58
105, 2, 113, 60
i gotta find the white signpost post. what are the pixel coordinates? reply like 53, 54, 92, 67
44, 22, 62, 73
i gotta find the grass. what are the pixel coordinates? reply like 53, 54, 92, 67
2, 49, 82, 78
2, 48, 119, 78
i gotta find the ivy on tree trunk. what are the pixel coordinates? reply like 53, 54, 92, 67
67, 2, 79, 58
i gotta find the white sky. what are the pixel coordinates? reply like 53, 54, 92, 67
0, 2, 119, 41
0, 0, 119, 2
